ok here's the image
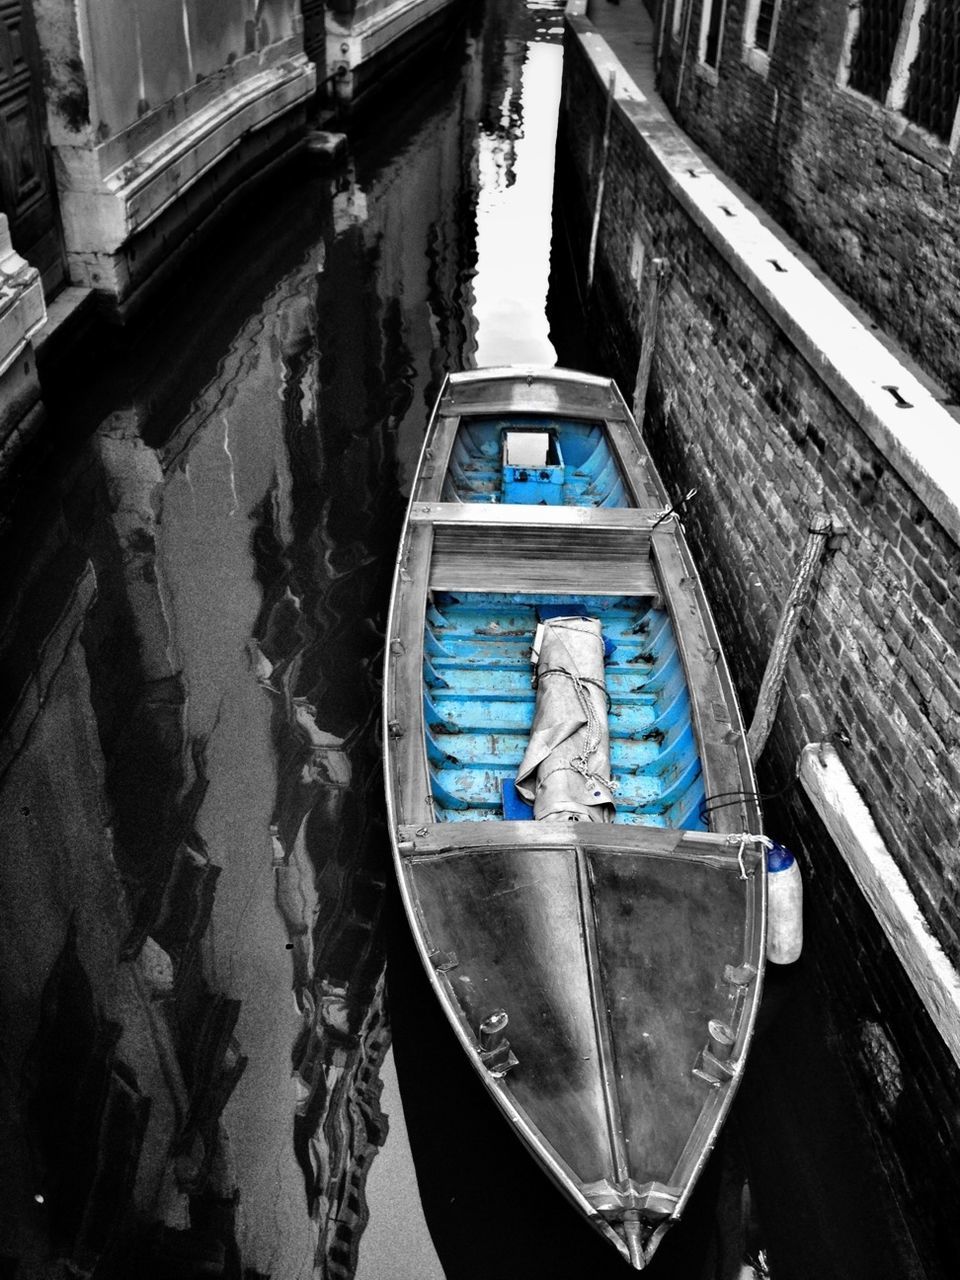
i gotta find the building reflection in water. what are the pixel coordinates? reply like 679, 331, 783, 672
0, 2, 576, 1275
0, 32, 486, 1280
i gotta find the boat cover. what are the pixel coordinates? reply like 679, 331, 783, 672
515, 616, 615, 822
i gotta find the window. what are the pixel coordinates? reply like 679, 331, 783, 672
743, 0, 782, 74
841, 0, 960, 147
902, 0, 960, 142
846, 0, 909, 102
745, 0, 782, 56
698, 0, 728, 73
672, 0, 686, 41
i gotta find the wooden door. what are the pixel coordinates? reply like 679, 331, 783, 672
0, 0, 66, 294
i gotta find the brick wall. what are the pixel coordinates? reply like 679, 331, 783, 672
560, 24, 960, 1274
658, 1, 960, 402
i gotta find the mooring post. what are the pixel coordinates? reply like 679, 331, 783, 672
674, 0, 695, 110
747, 513, 834, 764
632, 257, 668, 427
586, 72, 617, 295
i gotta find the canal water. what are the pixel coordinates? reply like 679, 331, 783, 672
0, 2, 922, 1279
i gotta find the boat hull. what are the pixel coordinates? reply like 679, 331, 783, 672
384, 367, 764, 1268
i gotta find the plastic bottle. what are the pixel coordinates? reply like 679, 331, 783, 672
766, 841, 803, 964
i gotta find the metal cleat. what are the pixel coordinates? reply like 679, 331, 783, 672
478, 1009, 518, 1076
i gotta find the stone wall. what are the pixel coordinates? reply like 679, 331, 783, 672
39, 0, 300, 142
658, 0, 960, 402
560, 19, 960, 1274
0, 214, 45, 469
31, 0, 314, 314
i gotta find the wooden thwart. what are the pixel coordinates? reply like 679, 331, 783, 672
429, 550, 658, 596
427, 510, 659, 594
396, 821, 766, 871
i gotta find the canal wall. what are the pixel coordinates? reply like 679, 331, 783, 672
0, 540, 206, 1270
559, 11, 960, 1274
319, 0, 465, 109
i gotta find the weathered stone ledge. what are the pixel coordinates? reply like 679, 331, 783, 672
59, 48, 316, 261
0, 218, 46, 380
801, 743, 960, 1072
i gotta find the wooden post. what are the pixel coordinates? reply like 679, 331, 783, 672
674, 0, 695, 110
632, 257, 667, 427
586, 72, 616, 295
747, 514, 832, 764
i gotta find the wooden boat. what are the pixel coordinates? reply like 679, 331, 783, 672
383, 367, 765, 1269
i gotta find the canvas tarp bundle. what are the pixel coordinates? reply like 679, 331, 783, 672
515, 615, 615, 823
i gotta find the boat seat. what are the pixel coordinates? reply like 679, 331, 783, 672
412, 504, 660, 596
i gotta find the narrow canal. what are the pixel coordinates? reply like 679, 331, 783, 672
0, 3, 922, 1279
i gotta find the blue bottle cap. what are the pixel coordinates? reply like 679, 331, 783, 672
766, 841, 796, 873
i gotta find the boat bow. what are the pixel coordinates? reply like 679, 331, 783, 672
394, 822, 765, 1268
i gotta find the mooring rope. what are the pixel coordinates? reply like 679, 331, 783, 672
723, 832, 773, 879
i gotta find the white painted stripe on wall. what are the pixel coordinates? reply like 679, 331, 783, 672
799, 742, 960, 1070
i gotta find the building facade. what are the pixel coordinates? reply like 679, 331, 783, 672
0, 0, 462, 471
658, 0, 960, 401
32, 0, 315, 315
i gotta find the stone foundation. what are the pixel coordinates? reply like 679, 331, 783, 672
32, 2, 316, 315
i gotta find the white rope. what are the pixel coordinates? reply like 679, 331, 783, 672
725, 832, 772, 880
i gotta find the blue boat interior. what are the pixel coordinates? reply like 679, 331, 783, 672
423, 592, 707, 831
441, 415, 632, 507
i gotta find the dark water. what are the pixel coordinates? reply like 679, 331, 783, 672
0, 2, 921, 1278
